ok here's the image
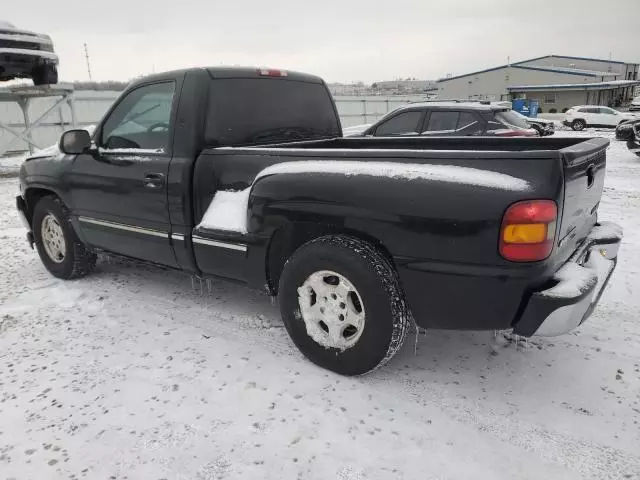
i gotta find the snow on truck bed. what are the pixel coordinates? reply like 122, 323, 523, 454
1, 129, 640, 479
198, 161, 530, 232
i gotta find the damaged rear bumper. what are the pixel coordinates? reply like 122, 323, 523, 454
513, 222, 623, 337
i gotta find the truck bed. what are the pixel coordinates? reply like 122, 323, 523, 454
233, 136, 605, 155
192, 136, 609, 331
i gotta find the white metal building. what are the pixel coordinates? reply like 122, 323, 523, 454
437, 55, 640, 112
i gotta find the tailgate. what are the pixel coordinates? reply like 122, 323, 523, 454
556, 138, 609, 260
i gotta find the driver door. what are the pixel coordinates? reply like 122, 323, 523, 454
68, 79, 181, 266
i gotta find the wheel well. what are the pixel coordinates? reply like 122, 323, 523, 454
24, 188, 57, 223
265, 222, 395, 296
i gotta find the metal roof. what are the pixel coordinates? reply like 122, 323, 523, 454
437, 54, 633, 83
514, 65, 616, 77
507, 80, 640, 91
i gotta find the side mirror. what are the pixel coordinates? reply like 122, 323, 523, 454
59, 129, 92, 154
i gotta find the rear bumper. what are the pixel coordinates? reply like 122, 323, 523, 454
513, 222, 623, 337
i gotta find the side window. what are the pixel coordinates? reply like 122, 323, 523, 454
456, 112, 481, 133
374, 111, 422, 136
599, 107, 615, 115
424, 111, 459, 132
101, 82, 175, 151
579, 107, 597, 114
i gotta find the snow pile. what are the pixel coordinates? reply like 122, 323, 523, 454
255, 160, 531, 191
543, 263, 598, 299
197, 189, 251, 233
587, 222, 624, 242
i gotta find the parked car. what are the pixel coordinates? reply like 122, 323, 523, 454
616, 118, 640, 157
615, 118, 640, 141
344, 101, 538, 137
629, 95, 640, 112
17, 67, 622, 375
510, 110, 555, 136
563, 105, 638, 131
0, 20, 58, 85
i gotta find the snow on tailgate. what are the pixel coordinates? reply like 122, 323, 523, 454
255, 161, 531, 191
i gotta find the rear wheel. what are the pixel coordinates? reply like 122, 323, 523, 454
33, 196, 96, 279
571, 119, 586, 131
278, 235, 410, 375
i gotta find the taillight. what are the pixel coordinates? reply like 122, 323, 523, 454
500, 200, 557, 262
258, 68, 288, 77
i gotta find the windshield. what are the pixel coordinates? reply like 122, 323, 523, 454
494, 110, 531, 129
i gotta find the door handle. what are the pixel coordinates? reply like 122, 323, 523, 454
144, 173, 165, 189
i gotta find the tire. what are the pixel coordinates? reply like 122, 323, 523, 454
531, 124, 543, 136
32, 64, 58, 86
571, 119, 586, 131
278, 235, 410, 376
32, 196, 96, 279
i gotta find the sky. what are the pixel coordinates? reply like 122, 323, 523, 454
4, 0, 640, 84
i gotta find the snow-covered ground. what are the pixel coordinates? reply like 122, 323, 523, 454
0, 130, 639, 480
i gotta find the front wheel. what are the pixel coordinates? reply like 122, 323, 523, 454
32, 196, 96, 279
571, 119, 586, 131
278, 235, 410, 375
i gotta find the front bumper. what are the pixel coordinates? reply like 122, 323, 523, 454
513, 222, 623, 337
0, 48, 58, 65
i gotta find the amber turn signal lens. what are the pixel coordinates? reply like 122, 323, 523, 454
502, 223, 546, 244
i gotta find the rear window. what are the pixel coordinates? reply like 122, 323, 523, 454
493, 110, 530, 129
205, 78, 340, 146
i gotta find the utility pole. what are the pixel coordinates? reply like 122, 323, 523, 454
83, 43, 93, 81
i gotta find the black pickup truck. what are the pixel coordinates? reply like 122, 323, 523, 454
17, 67, 622, 375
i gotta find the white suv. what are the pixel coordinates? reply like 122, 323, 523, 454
563, 105, 638, 131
